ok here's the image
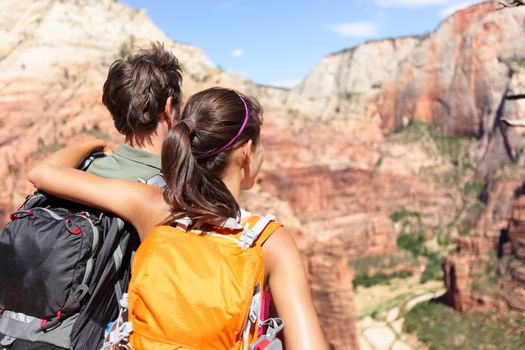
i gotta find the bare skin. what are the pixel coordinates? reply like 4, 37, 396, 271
28, 139, 327, 350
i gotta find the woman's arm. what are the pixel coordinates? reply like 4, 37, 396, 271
263, 227, 327, 350
31, 138, 107, 169
28, 140, 167, 240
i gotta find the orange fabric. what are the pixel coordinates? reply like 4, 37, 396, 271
128, 216, 281, 350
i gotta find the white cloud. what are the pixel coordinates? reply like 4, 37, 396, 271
231, 48, 244, 58
438, 0, 482, 17
270, 79, 301, 89
376, 0, 452, 7
326, 21, 379, 38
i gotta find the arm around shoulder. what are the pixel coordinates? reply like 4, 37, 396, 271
28, 141, 164, 240
263, 227, 328, 350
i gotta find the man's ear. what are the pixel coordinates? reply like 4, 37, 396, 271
163, 96, 175, 129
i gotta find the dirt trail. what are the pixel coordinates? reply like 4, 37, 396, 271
355, 276, 445, 350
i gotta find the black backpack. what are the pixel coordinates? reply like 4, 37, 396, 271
0, 154, 163, 350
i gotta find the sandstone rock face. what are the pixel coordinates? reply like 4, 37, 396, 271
305, 241, 359, 350
286, 37, 422, 124
440, 4, 525, 315
509, 188, 525, 259
262, 166, 457, 231
444, 177, 525, 313
286, 2, 525, 175
475, 178, 522, 237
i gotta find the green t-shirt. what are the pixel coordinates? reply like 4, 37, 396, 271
87, 144, 161, 181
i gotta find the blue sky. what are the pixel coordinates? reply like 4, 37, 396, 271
122, 0, 484, 88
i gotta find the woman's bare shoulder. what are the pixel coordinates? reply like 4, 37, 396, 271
124, 183, 172, 238
261, 226, 302, 271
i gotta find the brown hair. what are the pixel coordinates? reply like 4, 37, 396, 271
162, 87, 263, 227
102, 42, 183, 140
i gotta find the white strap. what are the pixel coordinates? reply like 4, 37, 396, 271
101, 293, 133, 350
175, 217, 193, 230
242, 286, 262, 350
238, 214, 276, 250
174, 213, 276, 250
251, 214, 276, 236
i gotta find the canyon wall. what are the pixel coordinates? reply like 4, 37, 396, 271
443, 62, 525, 315
285, 1, 525, 173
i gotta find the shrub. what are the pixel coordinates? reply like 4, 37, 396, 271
420, 251, 443, 283
353, 270, 413, 289
390, 209, 421, 223
404, 300, 525, 349
462, 180, 486, 196
397, 232, 425, 256
396, 233, 444, 283
349, 251, 417, 275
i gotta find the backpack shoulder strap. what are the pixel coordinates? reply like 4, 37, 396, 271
240, 214, 282, 249
79, 151, 106, 171
256, 221, 282, 246
137, 173, 166, 188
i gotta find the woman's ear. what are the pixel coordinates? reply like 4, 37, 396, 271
241, 140, 253, 165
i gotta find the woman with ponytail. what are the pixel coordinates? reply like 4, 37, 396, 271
29, 87, 327, 350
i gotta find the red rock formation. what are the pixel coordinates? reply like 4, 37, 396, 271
288, 3, 525, 175
444, 178, 525, 313
443, 254, 475, 312
476, 178, 522, 237
261, 166, 457, 229
374, 2, 523, 135
509, 188, 525, 259
305, 240, 359, 350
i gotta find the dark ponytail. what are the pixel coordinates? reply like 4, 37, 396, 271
162, 87, 263, 227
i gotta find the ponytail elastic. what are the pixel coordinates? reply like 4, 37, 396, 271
204, 94, 249, 158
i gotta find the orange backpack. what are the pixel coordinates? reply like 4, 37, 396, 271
104, 212, 283, 350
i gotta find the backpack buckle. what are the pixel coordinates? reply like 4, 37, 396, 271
9, 210, 33, 220
238, 228, 257, 250
263, 318, 284, 340
249, 318, 284, 350
250, 337, 281, 350
74, 283, 89, 302
0, 335, 16, 347
66, 217, 82, 235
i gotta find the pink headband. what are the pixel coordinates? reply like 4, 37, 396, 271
204, 94, 249, 158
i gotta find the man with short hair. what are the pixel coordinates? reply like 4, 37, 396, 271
88, 41, 183, 181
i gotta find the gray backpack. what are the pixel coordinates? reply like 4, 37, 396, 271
0, 154, 164, 350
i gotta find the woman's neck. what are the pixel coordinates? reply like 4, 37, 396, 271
221, 171, 241, 203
